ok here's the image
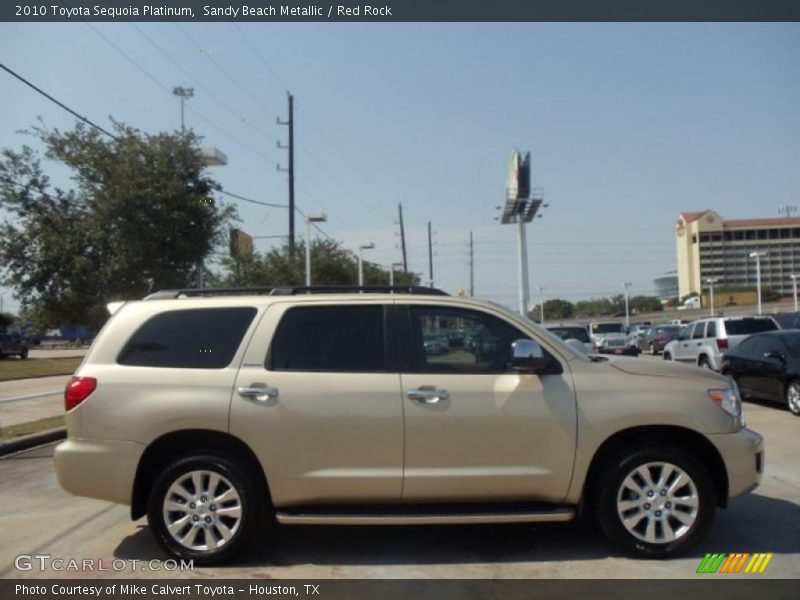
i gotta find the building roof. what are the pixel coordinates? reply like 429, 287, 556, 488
725, 217, 800, 228
680, 211, 800, 228
679, 211, 710, 223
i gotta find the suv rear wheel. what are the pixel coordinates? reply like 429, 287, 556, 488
595, 445, 715, 558
147, 454, 265, 565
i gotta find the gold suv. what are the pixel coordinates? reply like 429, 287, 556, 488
55, 286, 764, 565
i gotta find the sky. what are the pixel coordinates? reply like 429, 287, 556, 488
1, 22, 799, 315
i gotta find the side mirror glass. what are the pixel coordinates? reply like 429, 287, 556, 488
512, 339, 551, 372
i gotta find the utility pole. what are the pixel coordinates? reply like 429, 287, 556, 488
428, 221, 434, 288
468, 229, 474, 297
173, 86, 203, 287
172, 86, 194, 132
398, 203, 408, 273
277, 93, 295, 256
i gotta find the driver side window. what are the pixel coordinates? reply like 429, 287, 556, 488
409, 306, 530, 374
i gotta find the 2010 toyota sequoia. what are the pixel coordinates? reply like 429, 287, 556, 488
55, 286, 764, 565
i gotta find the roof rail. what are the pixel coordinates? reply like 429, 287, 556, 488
144, 285, 449, 300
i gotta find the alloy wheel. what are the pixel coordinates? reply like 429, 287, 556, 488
616, 461, 699, 544
787, 382, 800, 416
162, 470, 243, 551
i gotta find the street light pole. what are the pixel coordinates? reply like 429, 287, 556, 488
304, 213, 327, 286
536, 285, 545, 324
749, 251, 767, 315
792, 274, 798, 312
389, 262, 403, 287
358, 243, 375, 287
622, 282, 632, 328
705, 277, 719, 317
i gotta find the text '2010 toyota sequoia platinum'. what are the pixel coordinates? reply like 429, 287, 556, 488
55, 286, 763, 565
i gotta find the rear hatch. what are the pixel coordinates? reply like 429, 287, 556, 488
721, 317, 779, 351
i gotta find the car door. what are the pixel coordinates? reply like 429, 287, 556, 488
757, 337, 788, 402
397, 303, 577, 503
674, 323, 695, 362
730, 335, 762, 398
230, 301, 404, 507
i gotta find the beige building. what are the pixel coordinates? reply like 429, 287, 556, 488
676, 210, 800, 299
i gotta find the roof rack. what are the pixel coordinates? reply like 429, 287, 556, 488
144, 285, 449, 300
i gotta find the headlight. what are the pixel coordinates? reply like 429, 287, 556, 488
708, 383, 745, 428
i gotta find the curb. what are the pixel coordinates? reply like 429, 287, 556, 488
0, 427, 66, 457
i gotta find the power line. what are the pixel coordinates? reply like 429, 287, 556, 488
216, 189, 287, 209
86, 23, 270, 161
0, 61, 117, 139
130, 23, 280, 144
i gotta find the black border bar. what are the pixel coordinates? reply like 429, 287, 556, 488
3, 1, 800, 22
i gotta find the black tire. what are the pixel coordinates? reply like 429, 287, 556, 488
20, 348, 29, 359
663, 351, 672, 361
785, 379, 800, 417
147, 453, 267, 565
594, 444, 716, 558
698, 356, 711, 370
650, 343, 658, 356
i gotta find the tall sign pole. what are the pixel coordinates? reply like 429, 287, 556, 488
277, 93, 295, 256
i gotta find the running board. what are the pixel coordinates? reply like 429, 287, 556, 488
275, 504, 575, 525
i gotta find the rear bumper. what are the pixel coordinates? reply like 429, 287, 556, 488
54, 438, 144, 505
708, 428, 764, 500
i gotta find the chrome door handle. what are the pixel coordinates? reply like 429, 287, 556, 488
238, 385, 279, 401
407, 388, 449, 404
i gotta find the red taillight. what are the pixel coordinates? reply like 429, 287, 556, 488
717, 338, 729, 351
65, 376, 97, 411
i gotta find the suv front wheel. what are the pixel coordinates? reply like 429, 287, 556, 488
595, 445, 715, 558
147, 453, 265, 565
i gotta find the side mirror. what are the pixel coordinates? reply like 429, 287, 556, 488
511, 339, 552, 373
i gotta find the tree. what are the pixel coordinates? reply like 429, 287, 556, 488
629, 295, 663, 313
529, 298, 574, 321
211, 238, 420, 288
0, 121, 234, 330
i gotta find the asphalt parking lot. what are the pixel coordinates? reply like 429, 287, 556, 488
0, 396, 797, 580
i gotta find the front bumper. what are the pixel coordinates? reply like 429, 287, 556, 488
708, 428, 764, 500
54, 438, 144, 506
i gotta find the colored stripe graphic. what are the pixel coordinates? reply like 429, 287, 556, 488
697, 552, 772, 574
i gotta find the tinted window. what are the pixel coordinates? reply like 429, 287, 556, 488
411, 307, 528, 374
118, 307, 257, 368
706, 321, 717, 338
782, 334, 800, 358
692, 322, 706, 339
774, 314, 800, 329
724, 319, 778, 335
269, 305, 385, 372
734, 335, 760, 357
592, 323, 625, 334
680, 324, 694, 340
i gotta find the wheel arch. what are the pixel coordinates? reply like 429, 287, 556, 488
581, 425, 729, 512
131, 429, 270, 520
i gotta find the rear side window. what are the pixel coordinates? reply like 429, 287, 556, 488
706, 321, 717, 338
269, 305, 386, 372
118, 307, 257, 368
724, 319, 778, 335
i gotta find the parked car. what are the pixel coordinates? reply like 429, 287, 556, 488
589, 321, 639, 355
0, 333, 29, 359
720, 330, 800, 416
663, 316, 779, 371
55, 286, 763, 564
546, 325, 594, 354
639, 325, 683, 355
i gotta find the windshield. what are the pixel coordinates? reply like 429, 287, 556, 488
548, 327, 590, 343
591, 323, 625, 334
